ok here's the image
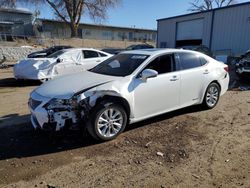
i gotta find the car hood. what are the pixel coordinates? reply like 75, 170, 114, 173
34, 71, 119, 99
30, 50, 46, 55
16, 58, 55, 70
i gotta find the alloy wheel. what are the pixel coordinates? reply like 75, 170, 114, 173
206, 85, 219, 107
97, 108, 124, 138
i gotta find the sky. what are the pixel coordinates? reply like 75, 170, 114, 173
17, 0, 250, 30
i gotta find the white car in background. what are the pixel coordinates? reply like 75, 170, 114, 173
13, 48, 112, 81
29, 49, 229, 141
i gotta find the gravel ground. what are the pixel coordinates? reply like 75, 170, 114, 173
0, 66, 249, 188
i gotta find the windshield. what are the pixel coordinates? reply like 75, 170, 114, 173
47, 50, 65, 58
126, 45, 136, 50
90, 53, 149, 76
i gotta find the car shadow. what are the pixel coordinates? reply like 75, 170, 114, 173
0, 78, 41, 87
0, 105, 205, 161
126, 105, 204, 132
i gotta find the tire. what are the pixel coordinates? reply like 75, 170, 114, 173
202, 82, 221, 109
86, 101, 128, 141
40, 78, 49, 83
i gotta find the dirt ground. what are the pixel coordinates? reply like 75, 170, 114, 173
0, 65, 249, 188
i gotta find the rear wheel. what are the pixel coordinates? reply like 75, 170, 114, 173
202, 82, 221, 109
86, 101, 127, 141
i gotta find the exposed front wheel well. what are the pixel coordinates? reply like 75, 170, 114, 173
95, 95, 131, 118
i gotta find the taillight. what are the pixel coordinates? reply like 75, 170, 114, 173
224, 66, 229, 72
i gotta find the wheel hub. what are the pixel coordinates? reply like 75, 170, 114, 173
97, 108, 123, 138
206, 86, 219, 107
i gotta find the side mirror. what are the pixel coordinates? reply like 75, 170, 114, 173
56, 58, 63, 63
141, 69, 158, 81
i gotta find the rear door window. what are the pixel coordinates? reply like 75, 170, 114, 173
83, 50, 99, 59
178, 52, 202, 70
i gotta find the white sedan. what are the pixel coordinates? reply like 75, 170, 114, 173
29, 49, 229, 141
13, 48, 112, 81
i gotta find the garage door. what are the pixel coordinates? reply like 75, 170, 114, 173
176, 19, 204, 40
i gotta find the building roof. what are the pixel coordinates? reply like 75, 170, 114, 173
157, 1, 250, 22
0, 21, 14, 25
36, 18, 157, 32
0, 8, 32, 15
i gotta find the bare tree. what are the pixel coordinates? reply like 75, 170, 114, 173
189, 0, 236, 12
0, 0, 121, 37
0, 0, 16, 8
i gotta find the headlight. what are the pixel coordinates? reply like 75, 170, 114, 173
45, 98, 77, 110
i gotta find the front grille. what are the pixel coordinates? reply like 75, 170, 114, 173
29, 98, 42, 110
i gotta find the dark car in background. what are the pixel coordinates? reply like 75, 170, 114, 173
180, 45, 213, 58
27, 45, 72, 58
102, 43, 154, 55
236, 50, 250, 79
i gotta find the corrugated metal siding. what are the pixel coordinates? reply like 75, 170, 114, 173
211, 4, 250, 55
157, 12, 213, 48
157, 3, 250, 55
0, 11, 33, 35
0, 12, 32, 24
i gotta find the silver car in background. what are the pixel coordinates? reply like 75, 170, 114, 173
14, 48, 112, 82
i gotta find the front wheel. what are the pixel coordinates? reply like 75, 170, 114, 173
40, 78, 50, 83
86, 101, 128, 141
202, 83, 221, 109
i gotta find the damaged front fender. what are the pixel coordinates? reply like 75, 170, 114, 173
78, 90, 123, 108
34, 89, 128, 131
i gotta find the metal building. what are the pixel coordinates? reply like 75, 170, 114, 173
0, 8, 33, 38
35, 18, 157, 43
157, 2, 250, 56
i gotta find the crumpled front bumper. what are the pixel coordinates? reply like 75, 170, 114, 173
29, 92, 78, 131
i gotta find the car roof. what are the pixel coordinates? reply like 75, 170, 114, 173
63, 48, 104, 51
60, 48, 111, 55
51, 45, 71, 48
120, 48, 202, 56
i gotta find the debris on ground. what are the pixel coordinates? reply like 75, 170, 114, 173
145, 141, 152, 148
0, 64, 9, 69
0, 56, 9, 69
156, 152, 164, 157
192, 174, 201, 179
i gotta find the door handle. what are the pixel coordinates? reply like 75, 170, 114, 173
203, 69, 209, 74
96, 60, 101, 63
170, 75, 179, 81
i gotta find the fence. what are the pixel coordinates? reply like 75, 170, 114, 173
0, 34, 156, 49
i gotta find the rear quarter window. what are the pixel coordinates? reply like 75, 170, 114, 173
99, 52, 107, 57
178, 52, 202, 70
200, 57, 208, 66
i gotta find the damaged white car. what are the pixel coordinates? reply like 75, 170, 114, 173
14, 48, 112, 81
29, 49, 229, 141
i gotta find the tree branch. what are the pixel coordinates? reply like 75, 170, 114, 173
45, 0, 69, 23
